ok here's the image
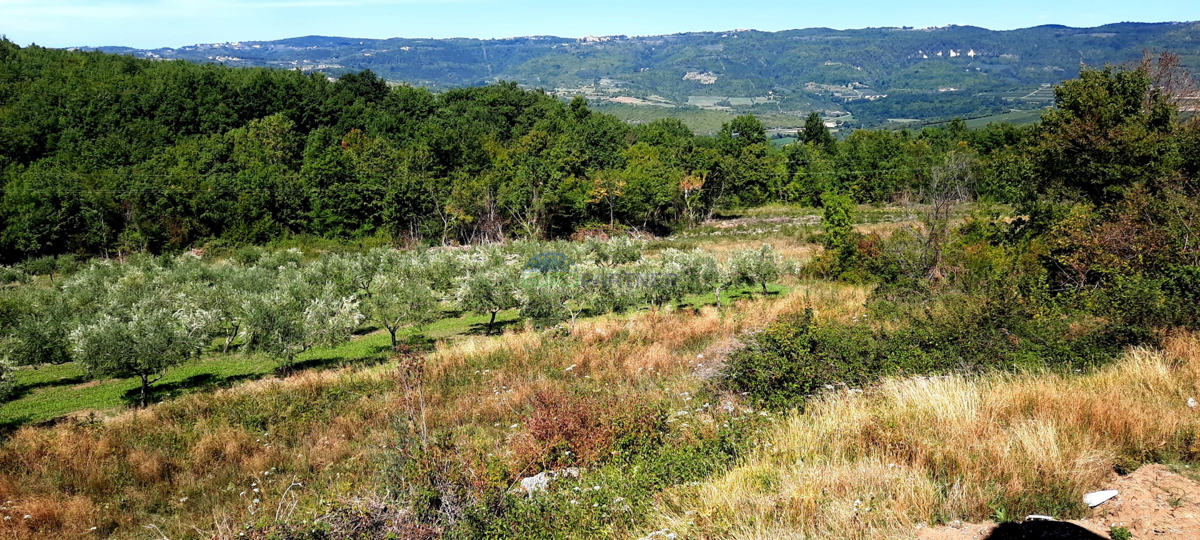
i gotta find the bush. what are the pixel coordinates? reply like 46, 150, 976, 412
19, 256, 57, 278
452, 409, 758, 540
723, 309, 898, 408
724, 296, 1145, 408
0, 266, 28, 285
508, 388, 665, 470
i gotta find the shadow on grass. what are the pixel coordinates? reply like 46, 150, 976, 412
284, 345, 395, 374
7, 374, 88, 402
124, 372, 263, 406
466, 317, 522, 336
0, 415, 33, 438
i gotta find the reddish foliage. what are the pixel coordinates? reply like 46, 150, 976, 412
508, 388, 662, 472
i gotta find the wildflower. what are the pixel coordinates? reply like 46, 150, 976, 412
1189, 397, 1197, 409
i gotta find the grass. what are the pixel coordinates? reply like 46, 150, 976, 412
0, 278, 866, 539
0, 308, 524, 431
0, 276, 791, 434
651, 333, 1200, 539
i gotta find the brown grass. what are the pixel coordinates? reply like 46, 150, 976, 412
652, 333, 1200, 539
0, 280, 869, 539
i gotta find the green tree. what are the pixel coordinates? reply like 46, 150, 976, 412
801, 112, 837, 154
69, 294, 212, 407
1031, 63, 1175, 209
821, 191, 856, 254
455, 266, 521, 335
365, 272, 442, 349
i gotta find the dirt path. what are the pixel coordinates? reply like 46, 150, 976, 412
919, 465, 1200, 539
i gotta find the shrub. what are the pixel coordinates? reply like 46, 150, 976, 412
724, 296, 1145, 408
723, 309, 897, 408
0, 266, 28, 285
453, 407, 758, 540
509, 388, 665, 470
19, 256, 57, 279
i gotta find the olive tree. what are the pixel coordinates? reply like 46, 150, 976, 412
661, 249, 731, 307
576, 262, 645, 315
240, 283, 363, 370
1, 288, 72, 367
70, 294, 214, 407
730, 244, 782, 295
517, 266, 593, 328
585, 236, 645, 267
455, 266, 521, 335
365, 272, 441, 349
636, 258, 688, 308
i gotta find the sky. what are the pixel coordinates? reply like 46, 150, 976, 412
2, 0, 1199, 49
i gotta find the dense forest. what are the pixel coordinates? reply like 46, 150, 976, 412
0, 39, 1044, 263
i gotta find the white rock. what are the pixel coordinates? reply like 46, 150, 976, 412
518, 467, 584, 494
1026, 514, 1055, 521
1084, 490, 1118, 507
519, 472, 553, 493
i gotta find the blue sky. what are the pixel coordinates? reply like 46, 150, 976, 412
2, 0, 1199, 49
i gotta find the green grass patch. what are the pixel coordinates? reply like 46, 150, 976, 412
0, 308, 525, 432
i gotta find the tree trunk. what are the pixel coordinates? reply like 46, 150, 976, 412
139, 373, 150, 408
223, 324, 239, 354
715, 288, 723, 309
487, 311, 498, 336
761, 282, 768, 295
388, 326, 399, 349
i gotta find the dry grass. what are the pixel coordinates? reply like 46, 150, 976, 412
0, 281, 869, 539
652, 333, 1200, 539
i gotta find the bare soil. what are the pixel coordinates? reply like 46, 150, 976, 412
919, 464, 1200, 539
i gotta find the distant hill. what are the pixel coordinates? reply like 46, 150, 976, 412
82, 22, 1200, 128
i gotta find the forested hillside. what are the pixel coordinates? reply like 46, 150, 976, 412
84, 22, 1200, 125
0, 39, 1036, 263
4, 40, 1200, 539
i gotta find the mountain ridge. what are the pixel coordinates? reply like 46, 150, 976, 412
75, 21, 1200, 127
